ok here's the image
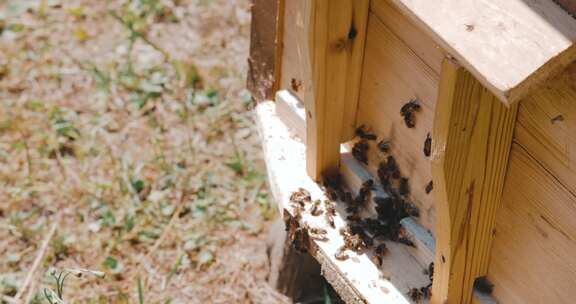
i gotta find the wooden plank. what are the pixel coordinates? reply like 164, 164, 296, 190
389, 0, 576, 104
370, 0, 444, 75
488, 144, 576, 304
247, 0, 281, 101
514, 63, 576, 197
303, 0, 369, 180
255, 101, 431, 304
430, 58, 518, 304
279, 0, 306, 102
357, 14, 440, 233
276, 90, 306, 142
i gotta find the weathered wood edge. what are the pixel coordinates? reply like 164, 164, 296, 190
431, 58, 518, 303
388, 0, 576, 105
302, 0, 370, 180
247, 0, 281, 101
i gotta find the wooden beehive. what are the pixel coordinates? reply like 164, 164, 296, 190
249, 0, 576, 303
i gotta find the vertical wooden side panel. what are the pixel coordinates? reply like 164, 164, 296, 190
304, 0, 369, 180
431, 59, 518, 303
247, 0, 281, 101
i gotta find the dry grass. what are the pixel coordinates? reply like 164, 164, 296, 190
0, 1, 288, 303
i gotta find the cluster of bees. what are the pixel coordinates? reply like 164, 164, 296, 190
288, 103, 443, 302
407, 262, 434, 302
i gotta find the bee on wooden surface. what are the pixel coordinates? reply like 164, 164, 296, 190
420, 285, 431, 299
346, 214, 361, 222
310, 200, 323, 216
334, 246, 349, 261
425, 180, 433, 194
292, 204, 304, 222
403, 200, 420, 218
355, 125, 377, 140
399, 177, 410, 196
378, 162, 392, 190
385, 155, 401, 179
344, 191, 353, 205
375, 243, 388, 256
377, 140, 391, 153
425, 262, 434, 282
324, 200, 336, 228
423, 133, 432, 157
396, 236, 415, 247
473, 276, 494, 295
290, 188, 311, 207
309, 226, 328, 241
352, 140, 370, 165
290, 78, 302, 92
309, 227, 327, 235
407, 287, 423, 302
400, 99, 422, 128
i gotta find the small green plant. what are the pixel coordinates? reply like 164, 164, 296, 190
43, 268, 105, 304
43, 270, 70, 304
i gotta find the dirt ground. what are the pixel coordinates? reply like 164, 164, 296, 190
0, 1, 290, 303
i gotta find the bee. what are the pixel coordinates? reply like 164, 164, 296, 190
400, 99, 421, 128
355, 125, 377, 140
290, 188, 311, 206
386, 156, 400, 179
396, 236, 415, 247
407, 287, 423, 302
324, 201, 336, 228
310, 200, 323, 216
473, 276, 494, 295
375, 243, 388, 256
309, 227, 327, 235
420, 285, 432, 299
423, 133, 432, 157
292, 204, 304, 222
399, 177, 410, 196
335, 247, 349, 261
290, 78, 302, 92
309, 226, 328, 242
425, 180, 433, 194
378, 140, 391, 153
352, 140, 370, 165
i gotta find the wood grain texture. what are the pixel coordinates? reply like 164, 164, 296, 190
514, 63, 576, 197
431, 58, 518, 304
485, 64, 576, 303
357, 13, 440, 233
247, 0, 280, 101
488, 144, 576, 304
370, 0, 444, 75
389, 0, 576, 103
279, 0, 368, 145
279, 0, 306, 102
304, 0, 369, 180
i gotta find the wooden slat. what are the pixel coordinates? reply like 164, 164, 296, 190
303, 0, 369, 180
279, 0, 306, 102
370, 0, 444, 75
488, 144, 576, 304
487, 144, 576, 303
247, 0, 281, 101
389, 0, 576, 104
431, 58, 518, 304
514, 63, 576, 196
357, 13, 440, 233
485, 64, 576, 303
256, 101, 430, 304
